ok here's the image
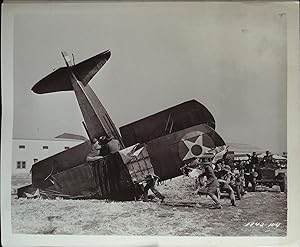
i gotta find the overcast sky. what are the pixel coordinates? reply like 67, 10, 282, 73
13, 2, 287, 154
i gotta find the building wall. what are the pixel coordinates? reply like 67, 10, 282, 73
12, 139, 84, 175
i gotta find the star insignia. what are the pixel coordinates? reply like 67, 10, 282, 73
182, 135, 211, 161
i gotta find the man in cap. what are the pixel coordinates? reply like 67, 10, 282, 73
260, 150, 274, 168
98, 136, 122, 156
96, 136, 110, 156
244, 155, 257, 192
86, 137, 103, 162
106, 136, 122, 154
196, 160, 222, 209
261, 151, 271, 166
143, 174, 165, 203
217, 165, 237, 206
250, 152, 259, 166
130, 178, 144, 201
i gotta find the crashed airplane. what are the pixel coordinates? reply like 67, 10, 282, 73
18, 50, 226, 200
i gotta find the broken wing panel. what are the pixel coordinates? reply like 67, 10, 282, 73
121, 145, 155, 183
50, 163, 96, 197
31, 141, 91, 188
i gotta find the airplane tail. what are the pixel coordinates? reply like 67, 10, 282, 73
32, 50, 111, 94
61, 51, 73, 67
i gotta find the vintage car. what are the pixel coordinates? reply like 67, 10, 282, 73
256, 167, 287, 192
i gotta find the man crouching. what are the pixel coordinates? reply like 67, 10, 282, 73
196, 161, 222, 209
143, 174, 165, 203
217, 165, 237, 207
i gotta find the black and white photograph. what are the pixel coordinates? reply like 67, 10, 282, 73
1, 1, 300, 247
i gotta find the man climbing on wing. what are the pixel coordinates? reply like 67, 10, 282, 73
86, 137, 103, 162
143, 174, 165, 203
98, 136, 122, 156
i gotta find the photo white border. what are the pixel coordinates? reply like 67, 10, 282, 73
1, 2, 299, 247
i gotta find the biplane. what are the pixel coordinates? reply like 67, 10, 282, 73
18, 50, 226, 200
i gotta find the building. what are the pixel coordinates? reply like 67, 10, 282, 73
12, 138, 85, 175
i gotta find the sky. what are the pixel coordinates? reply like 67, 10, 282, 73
12, 2, 287, 154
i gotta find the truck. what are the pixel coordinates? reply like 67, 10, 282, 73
256, 167, 287, 192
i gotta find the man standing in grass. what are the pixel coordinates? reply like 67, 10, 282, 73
143, 174, 165, 203
196, 161, 222, 209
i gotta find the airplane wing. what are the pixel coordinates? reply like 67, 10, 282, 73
32, 50, 111, 94
120, 100, 216, 147
146, 123, 226, 180
31, 140, 92, 188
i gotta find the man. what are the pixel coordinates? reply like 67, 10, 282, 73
86, 137, 103, 162
97, 136, 111, 156
106, 137, 122, 154
131, 179, 144, 201
244, 158, 257, 192
250, 152, 259, 166
260, 151, 274, 168
197, 161, 222, 209
216, 165, 237, 206
180, 164, 192, 176
143, 174, 165, 203
223, 151, 235, 170
98, 136, 122, 156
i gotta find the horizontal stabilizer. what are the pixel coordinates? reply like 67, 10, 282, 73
32, 50, 111, 94
32, 67, 73, 94
72, 50, 111, 86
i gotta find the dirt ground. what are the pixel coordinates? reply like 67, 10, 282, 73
11, 175, 287, 236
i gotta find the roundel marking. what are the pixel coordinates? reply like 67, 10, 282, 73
191, 144, 203, 156
178, 131, 212, 162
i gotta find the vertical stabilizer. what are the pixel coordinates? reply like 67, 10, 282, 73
32, 50, 124, 147
62, 51, 124, 147
61, 51, 73, 67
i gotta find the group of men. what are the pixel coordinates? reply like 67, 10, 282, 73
86, 136, 276, 207
86, 135, 122, 162
241, 150, 277, 191
182, 160, 237, 209
180, 150, 278, 209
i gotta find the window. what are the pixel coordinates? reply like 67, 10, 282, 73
17, 161, 26, 169
42, 146, 48, 150
64, 146, 70, 150
19, 145, 25, 149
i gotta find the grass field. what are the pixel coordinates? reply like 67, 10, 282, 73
11, 175, 287, 236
